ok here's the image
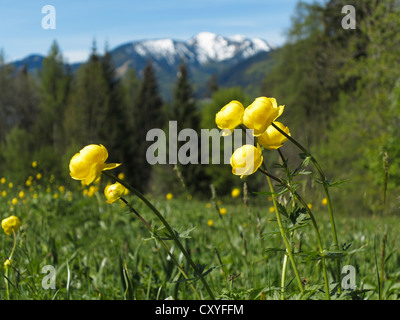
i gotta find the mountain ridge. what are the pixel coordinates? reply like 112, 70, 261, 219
9, 32, 273, 100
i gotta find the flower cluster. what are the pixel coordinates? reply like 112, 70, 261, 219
216, 97, 290, 177
69, 144, 126, 205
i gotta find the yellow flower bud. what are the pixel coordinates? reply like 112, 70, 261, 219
230, 144, 263, 178
243, 97, 284, 136
4, 259, 12, 269
32, 161, 38, 168
322, 198, 328, 206
207, 219, 214, 227
1, 215, 21, 235
219, 208, 227, 215
166, 193, 173, 200
69, 144, 121, 185
104, 182, 125, 204
87, 185, 98, 197
18, 191, 25, 199
215, 100, 244, 136
257, 121, 290, 150
36, 173, 42, 180
11, 198, 18, 206
0, 177, 6, 184
231, 188, 241, 198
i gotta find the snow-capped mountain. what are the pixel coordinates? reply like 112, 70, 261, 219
10, 32, 273, 100
115, 31, 271, 68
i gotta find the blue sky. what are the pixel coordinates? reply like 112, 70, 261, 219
0, 0, 320, 63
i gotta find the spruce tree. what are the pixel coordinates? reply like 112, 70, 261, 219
126, 60, 164, 192
64, 43, 110, 147
0, 50, 16, 143
169, 62, 209, 195
37, 41, 70, 154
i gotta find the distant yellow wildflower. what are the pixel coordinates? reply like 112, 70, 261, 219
231, 188, 241, 198
1, 216, 21, 235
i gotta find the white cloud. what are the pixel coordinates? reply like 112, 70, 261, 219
63, 50, 90, 64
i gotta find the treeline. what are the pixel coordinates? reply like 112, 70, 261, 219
261, 0, 400, 215
1, 0, 399, 213
0, 41, 262, 197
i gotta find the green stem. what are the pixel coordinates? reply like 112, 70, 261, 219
5, 231, 17, 300
263, 165, 304, 295
271, 122, 341, 292
280, 253, 288, 300
120, 197, 201, 300
259, 166, 331, 299
103, 171, 215, 300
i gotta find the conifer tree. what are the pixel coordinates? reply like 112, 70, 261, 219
64, 42, 110, 147
0, 50, 16, 143
126, 60, 164, 192
169, 62, 209, 195
37, 41, 70, 154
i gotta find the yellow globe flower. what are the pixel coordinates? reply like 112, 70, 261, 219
87, 185, 99, 197
0, 177, 5, 184
69, 144, 121, 185
18, 191, 25, 199
1, 215, 21, 235
4, 259, 12, 269
2, 191, 7, 198
32, 161, 38, 168
243, 97, 284, 136
231, 188, 241, 198
166, 193, 173, 200
104, 182, 125, 204
230, 144, 263, 178
215, 100, 244, 136
269, 206, 275, 213
11, 198, 18, 206
257, 121, 290, 150
322, 198, 328, 206
36, 173, 42, 180
207, 219, 214, 227
219, 208, 227, 215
